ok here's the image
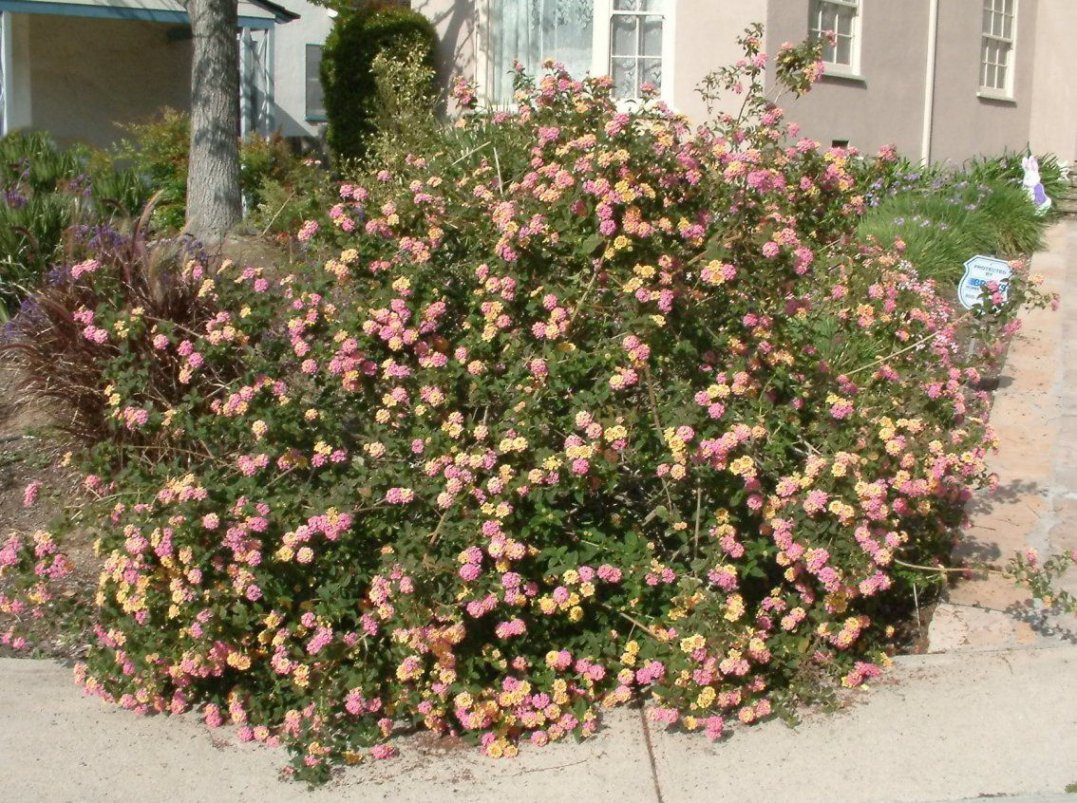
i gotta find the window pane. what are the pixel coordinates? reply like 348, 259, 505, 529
642, 16, 663, 57
995, 63, 1007, 89
1003, 13, 1012, 39
614, 0, 639, 9
821, 7, 838, 33
305, 45, 325, 119
985, 62, 997, 89
642, 58, 661, 89
489, 0, 595, 103
835, 7, 854, 36
611, 15, 637, 56
835, 35, 851, 65
611, 57, 637, 98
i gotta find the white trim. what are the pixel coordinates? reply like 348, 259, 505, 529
239, 28, 252, 141
264, 25, 275, 134
661, 0, 676, 106
593, 0, 611, 86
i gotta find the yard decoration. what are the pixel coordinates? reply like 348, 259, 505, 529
1021, 155, 1053, 215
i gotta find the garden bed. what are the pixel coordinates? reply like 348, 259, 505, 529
0, 28, 1068, 785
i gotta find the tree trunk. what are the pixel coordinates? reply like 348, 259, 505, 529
186, 0, 242, 243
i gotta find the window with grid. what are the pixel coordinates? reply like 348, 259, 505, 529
306, 44, 326, 121
981, 0, 1016, 95
609, 0, 664, 100
808, 0, 860, 72
486, 1, 668, 105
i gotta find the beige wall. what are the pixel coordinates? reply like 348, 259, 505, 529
671, 0, 768, 123
409, 1, 1068, 165
929, 0, 1037, 164
3, 13, 33, 132
765, 0, 1042, 164
1028, 0, 1077, 161
413, 0, 761, 120
411, 0, 477, 113
28, 15, 191, 148
765, 0, 930, 157
271, 0, 335, 138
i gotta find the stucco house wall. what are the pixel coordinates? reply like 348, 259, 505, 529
270, 0, 334, 139
411, 0, 766, 122
765, 0, 930, 158
671, 0, 768, 123
411, 0, 478, 112
766, 1, 1043, 164
1028, 0, 1077, 162
0, 0, 299, 147
408, 1, 1074, 168
929, 0, 1037, 164
26, 14, 192, 148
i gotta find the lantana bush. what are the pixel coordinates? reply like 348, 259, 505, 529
0, 28, 1061, 783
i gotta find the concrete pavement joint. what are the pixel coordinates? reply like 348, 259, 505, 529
638, 706, 665, 803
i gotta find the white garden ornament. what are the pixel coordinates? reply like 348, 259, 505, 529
1021, 155, 1052, 215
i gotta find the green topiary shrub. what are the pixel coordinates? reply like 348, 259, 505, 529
321, 2, 438, 164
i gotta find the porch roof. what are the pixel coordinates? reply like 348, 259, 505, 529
0, 0, 298, 28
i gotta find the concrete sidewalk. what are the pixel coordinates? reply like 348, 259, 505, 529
2, 647, 1075, 802
2, 223, 1077, 803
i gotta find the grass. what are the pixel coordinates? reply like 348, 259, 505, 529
859, 159, 1054, 285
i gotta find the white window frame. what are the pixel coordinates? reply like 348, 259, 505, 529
475, 0, 676, 108
808, 0, 862, 79
305, 44, 326, 122
979, 0, 1017, 100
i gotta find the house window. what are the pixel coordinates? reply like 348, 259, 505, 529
809, 0, 860, 73
609, 0, 664, 100
486, 0, 669, 104
980, 0, 1016, 96
306, 44, 326, 121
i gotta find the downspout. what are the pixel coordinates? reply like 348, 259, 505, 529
921, 0, 939, 164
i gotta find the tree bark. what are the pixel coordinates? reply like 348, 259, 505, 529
186, 0, 242, 243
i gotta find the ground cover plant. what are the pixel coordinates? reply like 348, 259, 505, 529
859, 152, 1061, 284
0, 131, 149, 318
0, 26, 1065, 784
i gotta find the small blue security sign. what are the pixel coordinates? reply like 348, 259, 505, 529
958, 255, 1012, 310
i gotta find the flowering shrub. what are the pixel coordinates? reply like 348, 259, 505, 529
0, 28, 1057, 783
0, 530, 74, 652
